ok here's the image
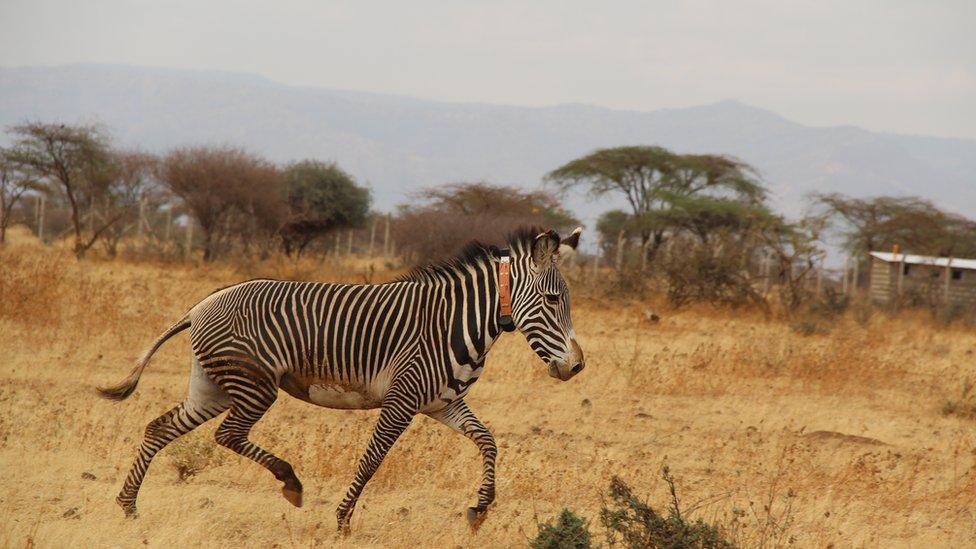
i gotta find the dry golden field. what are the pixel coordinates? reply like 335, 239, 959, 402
1, 227, 975, 548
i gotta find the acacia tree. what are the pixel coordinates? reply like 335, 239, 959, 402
549, 146, 767, 266
5, 122, 116, 257
812, 193, 976, 257
0, 149, 41, 243
279, 160, 371, 257
158, 146, 282, 261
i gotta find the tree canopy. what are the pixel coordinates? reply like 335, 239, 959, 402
157, 146, 283, 261
5, 122, 115, 256
279, 160, 371, 256
394, 182, 578, 261
551, 146, 769, 264
812, 193, 976, 258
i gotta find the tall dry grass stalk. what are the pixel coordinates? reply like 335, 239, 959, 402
1, 226, 975, 547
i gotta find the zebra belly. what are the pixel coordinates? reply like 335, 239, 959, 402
281, 371, 390, 410
307, 384, 379, 409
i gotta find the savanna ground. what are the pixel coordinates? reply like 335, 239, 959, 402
1, 227, 974, 548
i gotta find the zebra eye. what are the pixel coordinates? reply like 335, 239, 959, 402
544, 294, 560, 304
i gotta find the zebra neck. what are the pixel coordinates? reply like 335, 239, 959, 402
444, 257, 505, 367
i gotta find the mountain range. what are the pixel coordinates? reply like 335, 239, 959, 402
1, 64, 974, 226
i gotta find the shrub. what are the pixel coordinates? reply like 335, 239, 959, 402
531, 508, 593, 549
663, 246, 765, 310
168, 432, 222, 481
934, 302, 975, 327
789, 289, 848, 335
942, 379, 976, 420
790, 315, 830, 336
808, 288, 848, 318
850, 299, 874, 327
600, 468, 734, 549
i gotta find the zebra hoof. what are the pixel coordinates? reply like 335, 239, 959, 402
466, 507, 487, 531
282, 485, 303, 508
116, 496, 138, 518
336, 505, 354, 535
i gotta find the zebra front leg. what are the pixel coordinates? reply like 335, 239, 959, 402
213, 375, 304, 508
427, 399, 497, 531
336, 389, 417, 534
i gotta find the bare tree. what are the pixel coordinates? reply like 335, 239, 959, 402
0, 149, 41, 243
158, 146, 283, 261
5, 122, 117, 257
99, 151, 161, 256
812, 193, 976, 257
393, 182, 578, 262
759, 217, 826, 312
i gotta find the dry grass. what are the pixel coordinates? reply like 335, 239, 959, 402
1, 226, 975, 548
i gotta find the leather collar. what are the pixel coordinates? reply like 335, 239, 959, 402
498, 248, 515, 332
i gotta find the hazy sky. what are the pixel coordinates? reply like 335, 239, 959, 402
1, 0, 973, 138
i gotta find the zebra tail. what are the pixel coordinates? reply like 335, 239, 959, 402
96, 316, 192, 401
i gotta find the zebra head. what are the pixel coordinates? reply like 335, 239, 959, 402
509, 227, 585, 381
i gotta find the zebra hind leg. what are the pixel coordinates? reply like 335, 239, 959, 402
212, 371, 304, 508
115, 365, 230, 517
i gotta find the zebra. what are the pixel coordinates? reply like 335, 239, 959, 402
98, 226, 585, 533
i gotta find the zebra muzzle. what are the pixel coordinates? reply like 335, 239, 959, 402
548, 360, 583, 381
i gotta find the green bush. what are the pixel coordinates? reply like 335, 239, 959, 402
532, 508, 593, 549
600, 468, 734, 549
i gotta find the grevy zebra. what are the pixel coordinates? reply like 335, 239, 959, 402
98, 226, 585, 532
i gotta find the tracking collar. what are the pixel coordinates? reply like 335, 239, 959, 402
498, 248, 515, 332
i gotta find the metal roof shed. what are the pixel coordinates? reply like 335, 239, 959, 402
869, 251, 976, 306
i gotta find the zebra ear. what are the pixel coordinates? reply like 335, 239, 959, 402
558, 227, 582, 256
531, 230, 560, 267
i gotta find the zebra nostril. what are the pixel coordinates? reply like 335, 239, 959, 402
571, 362, 584, 374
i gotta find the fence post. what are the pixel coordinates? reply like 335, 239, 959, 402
164, 208, 172, 242
137, 197, 146, 239
185, 218, 194, 257
762, 250, 771, 295
841, 257, 849, 295
816, 263, 823, 297
36, 194, 45, 243
368, 219, 376, 256
896, 253, 904, 298
945, 259, 952, 304
615, 230, 625, 271
592, 238, 600, 280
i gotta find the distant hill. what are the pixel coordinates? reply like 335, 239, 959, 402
2, 64, 974, 225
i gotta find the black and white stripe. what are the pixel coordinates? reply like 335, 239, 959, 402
99, 226, 584, 532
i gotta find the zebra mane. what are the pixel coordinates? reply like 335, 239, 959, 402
396, 226, 545, 283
